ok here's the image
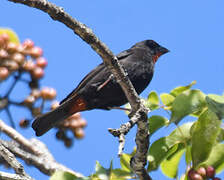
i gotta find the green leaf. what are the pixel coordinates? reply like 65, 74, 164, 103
0, 28, 20, 44
147, 137, 177, 171
120, 153, 132, 172
160, 148, 185, 178
145, 91, 160, 110
206, 94, 224, 119
170, 81, 196, 97
191, 109, 221, 168
50, 171, 84, 180
170, 89, 206, 124
148, 115, 169, 135
166, 122, 194, 145
216, 127, 224, 142
160, 93, 175, 107
147, 122, 193, 172
148, 91, 159, 104
205, 143, 224, 173
110, 169, 133, 180
95, 161, 109, 180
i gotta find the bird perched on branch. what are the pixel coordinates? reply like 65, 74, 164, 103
32, 40, 169, 136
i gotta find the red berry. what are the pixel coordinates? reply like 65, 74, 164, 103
7, 61, 19, 71
56, 131, 65, 140
23, 60, 36, 71
187, 169, 197, 180
79, 119, 87, 127
24, 95, 35, 105
1, 33, 9, 42
22, 39, 34, 49
74, 128, 85, 139
31, 89, 41, 99
30, 46, 43, 58
19, 119, 29, 128
36, 57, 47, 68
41, 87, 56, 100
32, 67, 44, 79
197, 167, 206, 177
70, 120, 80, 128
0, 67, 9, 80
0, 49, 9, 59
7, 42, 18, 53
64, 138, 72, 147
0, 37, 5, 48
11, 53, 25, 65
32, 108, 41, 117
206, 166, 215, 178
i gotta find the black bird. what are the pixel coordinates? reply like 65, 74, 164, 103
32, 40, 169, 136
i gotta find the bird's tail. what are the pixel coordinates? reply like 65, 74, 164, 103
32, 96, 87, 136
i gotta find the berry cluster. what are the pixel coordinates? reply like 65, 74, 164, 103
0, 32, 87, 147
53, 101, 87, 147
188, 166, 220, 180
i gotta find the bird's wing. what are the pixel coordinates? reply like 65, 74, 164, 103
60, 63, 105, 104
60, 49, 133, 104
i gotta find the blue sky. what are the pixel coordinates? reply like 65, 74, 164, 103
1, 0, 224, 179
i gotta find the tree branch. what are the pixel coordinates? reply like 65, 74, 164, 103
0, 120, 83, 177
0, 171, 32, 180
7, 0, 151, 179
0, 142, 33, 180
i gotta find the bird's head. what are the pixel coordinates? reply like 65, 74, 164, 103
133, 40, 169, 63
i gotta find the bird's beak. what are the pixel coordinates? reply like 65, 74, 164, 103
159, 46, 169, 55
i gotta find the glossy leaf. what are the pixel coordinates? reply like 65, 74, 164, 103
170, 89, 206, 124
170, 81, 196, 97
191, 109, 221, 168
147, 122, 193, 171
216, 126, 224, 142
145, 91, 160, 110
147, 137, 177, 171
160, 148, 185, 178
148, 115, 169, 135
120, 153, 132, 172
206, 94, 224, 119
148, 91, 159, 104
95, 161, 109, 180
0, 28, 20, 44
205, 143, 224, 173
166, 122, 193, 145
160, 93, 175, 107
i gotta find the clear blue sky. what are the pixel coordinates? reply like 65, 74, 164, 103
1, 0, 224, 179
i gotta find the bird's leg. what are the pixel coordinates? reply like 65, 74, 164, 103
97, 74, 114, 91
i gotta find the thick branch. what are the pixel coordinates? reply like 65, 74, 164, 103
0, 120, 83, 177
0, 142, 33, 180
7, 0, 151, 179
0, 171, 32, 180
0, 120, 40, 156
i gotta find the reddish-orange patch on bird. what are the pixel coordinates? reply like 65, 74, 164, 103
69, 97, 87, 114
153, 52, 163, 64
